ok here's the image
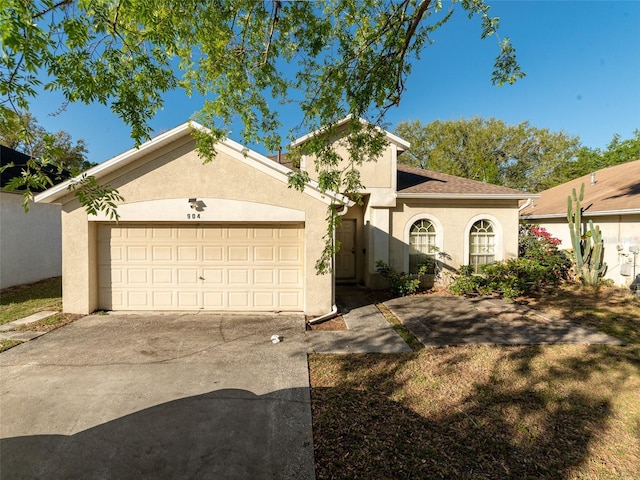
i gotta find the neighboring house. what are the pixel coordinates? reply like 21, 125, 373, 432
0, 145, 68, 289
35, 119, 530, 315
520, 159, 640, 287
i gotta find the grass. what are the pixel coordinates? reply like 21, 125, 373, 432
521, 284, 640, 344
0, 339, 22, 353
0, 277, 62, 324
310, 285, 640, 479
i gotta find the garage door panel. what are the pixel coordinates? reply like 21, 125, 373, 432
254, 246, 275, 261
98, 223, 304, 311
203, 246, 223, 261
228, 269, 249, 285
127, 269, 148, 284
203, 291, 224, 308
202, 268, 224, 285
178, 269, 198, 284
279, 246, 301, 262
279, 269, 301, 285
279, 292, 302, 308
177, 246, 197, 261
177, 228, 198, 240
254, 292, 276, 308
152, 246, 173, 261
153, 269, 173, 284
127, 291, 150, 308
177, 291, 199, 308
127, 246, 147, 261
153, 291, 174, 307
228, 228, 250, 240
126, 228, 148, 239
228, 291, 249, 308
228, 246, 249, 261
254, 270, 275, 285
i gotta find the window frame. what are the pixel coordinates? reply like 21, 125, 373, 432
403, 214, 443, 275
462, 214, 504, 273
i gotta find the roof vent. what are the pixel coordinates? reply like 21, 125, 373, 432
590, 172, 596, 185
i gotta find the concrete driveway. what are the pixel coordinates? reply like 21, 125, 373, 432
0, 313, 315, 479
385, 294, 626, 347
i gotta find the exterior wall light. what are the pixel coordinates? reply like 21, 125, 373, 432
188, 198, 206, 211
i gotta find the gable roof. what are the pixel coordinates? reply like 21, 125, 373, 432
289, 115, 410, 152
520, 159, 640, 218
396, 164, 532, 199
34, 121, 352, 206
1, 145, 72, 192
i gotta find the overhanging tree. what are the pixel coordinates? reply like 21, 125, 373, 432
1, 0, 524, 271
0, 110, 94, 175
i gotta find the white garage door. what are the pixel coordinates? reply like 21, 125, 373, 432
97, 223, 304, 311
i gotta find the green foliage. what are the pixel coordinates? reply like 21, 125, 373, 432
1, 1, 523, 206
1, 111, 94, 175
67, 174, 124, 221
519, 224, 572, 284
567, 184, 607, 286
450, 259, 548, 300
550, 130, 640, 184
450, 225, 570, 299
448, 265, 484, 296
376, 260, 432, 297
394, 117, 580, 191
1, 0, 525, 273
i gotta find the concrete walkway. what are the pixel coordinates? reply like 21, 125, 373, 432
385, 294, 626, 347
0, 310, 58, 341
305, 286, 412, 354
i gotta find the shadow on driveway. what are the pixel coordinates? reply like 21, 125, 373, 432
1, 387, 313, 479
385, 295, 626, 347
0, 313, 315, 480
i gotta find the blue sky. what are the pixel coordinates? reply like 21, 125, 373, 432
27, 1, 640, 164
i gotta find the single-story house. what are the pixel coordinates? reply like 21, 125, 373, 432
35, 118, 530, 315
0, 145, 69, 289
520, 159, 640, 287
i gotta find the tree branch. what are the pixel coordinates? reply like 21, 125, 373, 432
32, 0, 73, 20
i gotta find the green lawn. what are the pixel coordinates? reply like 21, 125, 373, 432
0, 277, 62, 324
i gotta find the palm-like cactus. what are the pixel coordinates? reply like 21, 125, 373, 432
567, 183, 607, 285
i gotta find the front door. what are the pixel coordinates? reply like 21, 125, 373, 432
336, 219, 356, 280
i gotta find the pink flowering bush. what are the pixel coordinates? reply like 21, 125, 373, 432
518, 224, 572, 284
450, 224, 572, 299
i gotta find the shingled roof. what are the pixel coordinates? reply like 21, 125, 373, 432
397, 164, 530, 198
520, 159, 640, 218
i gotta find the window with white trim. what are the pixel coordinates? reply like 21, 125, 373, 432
409, 219, 437, 274
469, 219, 495, 273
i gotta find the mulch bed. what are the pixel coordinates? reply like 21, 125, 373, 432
306, 315, 348, 331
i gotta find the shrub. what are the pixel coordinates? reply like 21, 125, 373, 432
376, 260, 430, 297
448, 265, 483, 296
519, 224, 572, 285
450, 258, 550, 300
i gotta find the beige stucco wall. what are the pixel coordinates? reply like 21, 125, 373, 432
527, 214, 640, 287
0, 191, 62, 289
303, 139, 397, 207
59, 138, 333, 315
387, 198, 522, 285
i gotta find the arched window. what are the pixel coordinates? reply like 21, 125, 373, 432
469, 219, 495, 273
409, 219, 437, 274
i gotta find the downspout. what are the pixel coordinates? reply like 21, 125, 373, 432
518, 197, 533, 212
307, 203, 349, 325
